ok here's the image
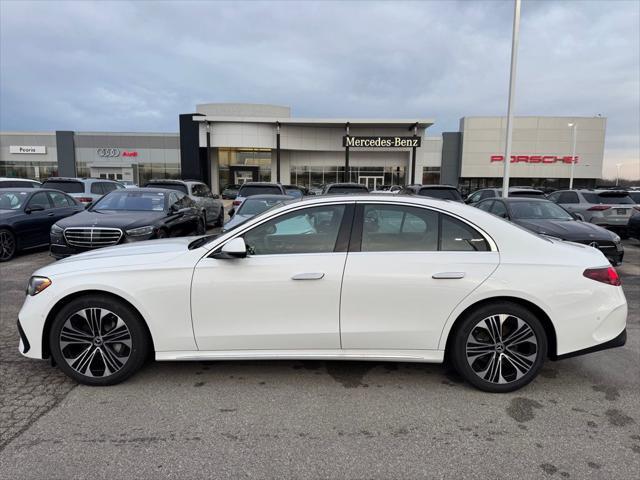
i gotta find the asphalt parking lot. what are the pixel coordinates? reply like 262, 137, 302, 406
0, 240, 638, 479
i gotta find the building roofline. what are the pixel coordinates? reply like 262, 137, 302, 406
192, 116, 434, 128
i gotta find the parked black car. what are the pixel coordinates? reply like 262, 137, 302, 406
476, 197, 624, 265
50, 188, 205, 259
629, 212, 640, 241
0, 188, 83, 261
322, 183, 369, 194
221, 184, 241, 199
401, 184, 464, 202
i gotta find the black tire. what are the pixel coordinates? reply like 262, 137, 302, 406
156, 228, 168, 239
215, 208, 224, 228
196, 216, 206, 235
450, 301, 547, 393
49, 294, 150, 386
0, 228, 17, 262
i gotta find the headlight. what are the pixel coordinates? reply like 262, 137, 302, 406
612, 234, 621, 243
26, 276, 52, 296
50, 224, 63, 234
126, 225, 154, 236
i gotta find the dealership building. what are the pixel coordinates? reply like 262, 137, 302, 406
0, 103, 606, 193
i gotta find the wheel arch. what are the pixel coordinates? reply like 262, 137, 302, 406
42, 289, 156, 360
0, 224, 20, 250
442, 296, 558, 360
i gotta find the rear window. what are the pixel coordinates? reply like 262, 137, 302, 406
41, 180, 84, 193
628, 191, 640, 203
582, 193, 634, 205
145, 182, 188, 194
0, 180, 38, 188
239, 185, 283, 196
510, 190, 545, 198
418, 188, 462, 201
326, 185, 369, 194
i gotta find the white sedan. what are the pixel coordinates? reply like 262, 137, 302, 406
17, 195, 627, 392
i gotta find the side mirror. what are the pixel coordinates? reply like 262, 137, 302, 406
572, 213, 584, 221
212, 237, 247, 259
25, 205, 45, 214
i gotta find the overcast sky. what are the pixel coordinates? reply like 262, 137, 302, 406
1, 0, 638, 179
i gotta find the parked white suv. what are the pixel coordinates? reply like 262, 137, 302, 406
40, 177, 124, 206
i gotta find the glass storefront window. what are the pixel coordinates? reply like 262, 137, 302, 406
422, 167, 441, 185
289, 165, 405, 188
217, 148, 272, 190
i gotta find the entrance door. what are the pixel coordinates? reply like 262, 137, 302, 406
234, 171, 254, 184
358, 176, 384, 190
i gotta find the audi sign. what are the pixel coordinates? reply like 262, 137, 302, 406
97, 148, 120, 157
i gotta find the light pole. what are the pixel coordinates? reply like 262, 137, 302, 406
502, 0, 521, 198
616, 163, 623, 186
568, 122, 578, 190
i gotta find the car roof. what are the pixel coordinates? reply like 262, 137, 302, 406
415, 184, 459, 190
0, 177, 41, 182
43, 177, 119, 183
326, 183, 368, 188
0, 187, 69, 194
108, 187, 171, 194
489, 197, 552, 203
240, 182, 282, 187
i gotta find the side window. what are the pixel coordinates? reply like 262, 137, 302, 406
490, 201, 508, 218
360, 204, 438, 252
201, 185, 212, 197
468, 191, 482, 203
243, 205, 345, 255
547, 192, 560, 203
48, 191, 73, 208
27, 192, 51, 210
558, 192, 579, 204
480, 190, 496, 200
477, 200, 494, 212
168, 192, 180, 209
102, 182, 119, 193
90, 183, 104, 194
191, 184, 206, 197
440, 215, 490, 251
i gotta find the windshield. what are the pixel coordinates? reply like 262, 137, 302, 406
239, 185, 282, 196
41, 180, 83, 193
285, 189, 303, 198
510, 201, 573, 220
0, 191, 30, 210
238, 198, 287, 216
145, 182, 188, 194
418, 188, 462, 201
510, 190, 545, 198
92, 191, 166, 211
583, 193, 634, 205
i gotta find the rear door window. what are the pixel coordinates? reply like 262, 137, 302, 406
48, 191, 75, 208
239, 185, 283, 196
145, 182, 189, 194
41, 180, 84, 193
582, 193, 634, 205
490, 201, 508, 218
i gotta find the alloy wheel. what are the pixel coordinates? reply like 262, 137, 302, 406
0, 230, 16, 261
59, 308, 132, 378
465, 314, 538, 384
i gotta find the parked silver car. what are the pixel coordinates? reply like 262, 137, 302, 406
547, 189, 637, 238
465, 187, 546, 204
40, 177, 125, 206
229, 182, 286, 217
0, 177, 41, 189
144, 179, 224, 227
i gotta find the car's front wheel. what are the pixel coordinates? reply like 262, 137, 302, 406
451, 302, 547, 393
49, 295, 149, 386
0, 228, 17, 262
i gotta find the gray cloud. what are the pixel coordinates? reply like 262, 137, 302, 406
1, 0, 638, 178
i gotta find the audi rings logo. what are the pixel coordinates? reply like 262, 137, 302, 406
97, 148, 120, 157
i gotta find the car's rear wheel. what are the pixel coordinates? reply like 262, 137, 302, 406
0, 228, 16, 262
215, 208, 224, 227
49, 295, 149, 386
451, 302, 546, 393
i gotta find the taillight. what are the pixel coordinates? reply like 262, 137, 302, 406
583, 266, 621, 286
587, 205, 611, 211
232, 200, 241, 206
77, 197, 93, 203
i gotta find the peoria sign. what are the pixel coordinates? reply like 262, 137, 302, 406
490, 155, 578, 164
343, 136, 421, 148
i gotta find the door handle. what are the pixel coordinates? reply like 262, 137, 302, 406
432, 272, 465, 279
291, 273, 325, 280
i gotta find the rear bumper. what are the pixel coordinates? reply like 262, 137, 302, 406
554, 328, 626, 360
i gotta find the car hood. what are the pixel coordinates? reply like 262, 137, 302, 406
513, 219, 616, 241
55, 210, 166, 229
36, 236, 198, 277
